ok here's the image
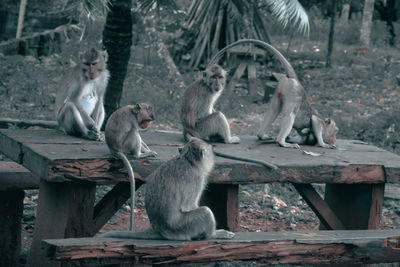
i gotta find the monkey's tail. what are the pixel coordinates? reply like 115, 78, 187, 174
100, 229, 164, 240
208, 39, 297, 80
214, 151, 278, 170
114, 152, 135, 232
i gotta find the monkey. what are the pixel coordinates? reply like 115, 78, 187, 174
101, 137, 235, 240
180, 64, 240, 144
56, 48, 109, 141
105, 104, 157, 231
208, 39, 338, 149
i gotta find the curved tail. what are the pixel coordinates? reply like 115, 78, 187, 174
114, 151, 135, 231
208, 39, 297, 80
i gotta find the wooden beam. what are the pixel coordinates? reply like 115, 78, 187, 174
42, 230, 400, 265
293, 183, 346, 230
92, 181, 144, 234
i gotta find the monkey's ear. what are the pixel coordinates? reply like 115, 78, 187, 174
325, 118, 331, 124
199, 146, 207, 158
132, 104, 142, 114
102, 50, 108, 62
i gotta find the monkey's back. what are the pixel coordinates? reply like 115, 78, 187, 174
105, 106, 136, 152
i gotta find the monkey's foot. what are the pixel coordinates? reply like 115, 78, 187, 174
278, 141, 300, 149
214, 229, 235, 239
228, 136, 240, 144
257, 133, 273, 141
319, 143, 336, 149
140, 151, 158, 158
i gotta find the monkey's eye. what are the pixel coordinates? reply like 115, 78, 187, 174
217, 75, 224, 79
91, 62, 97, 66
83, 62, 90, 66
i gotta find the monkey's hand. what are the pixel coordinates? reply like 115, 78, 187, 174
87, 127, 105, 141
213, 229, 235, 239
228, 136, 240, 144
319, 143, 336, 149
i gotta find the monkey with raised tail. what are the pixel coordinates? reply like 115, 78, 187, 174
101, 137, 235, 240
209, 39, 338, 149
56, 48, 109, 141
181, 64, 240, 144
105, 104, 157, 231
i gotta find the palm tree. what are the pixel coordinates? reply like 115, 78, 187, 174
173, 0, 309, 68
102, 0, 133, 123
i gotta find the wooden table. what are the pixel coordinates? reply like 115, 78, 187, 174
1, 128, 400, 267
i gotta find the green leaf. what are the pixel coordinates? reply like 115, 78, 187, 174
265, 0, 309, 36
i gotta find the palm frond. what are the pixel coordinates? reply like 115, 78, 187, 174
265, 0, 309, 36
137, 0, 179, 14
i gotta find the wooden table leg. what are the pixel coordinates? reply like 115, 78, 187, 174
322, 183, 385, 230
0, 189, 24, 267
27, 180, 96, 267
201, 184, 239, 232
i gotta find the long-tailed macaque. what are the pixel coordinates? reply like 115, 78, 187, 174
101, 137, 235, 240
209, 39, 338, 149
180, 64, 240, 144
105, 104, 157, 231
56, 48, 109, 141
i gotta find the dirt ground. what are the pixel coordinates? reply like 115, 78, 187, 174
1, 16, 400, 266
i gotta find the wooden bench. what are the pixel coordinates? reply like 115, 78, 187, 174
0, 161, 39, 267
42, 230, 400, 266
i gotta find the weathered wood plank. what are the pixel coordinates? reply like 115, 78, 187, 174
27, 180, 96, 267
0, 161, 39, 190
0, 129, 399, 184
42, 230, 400, 265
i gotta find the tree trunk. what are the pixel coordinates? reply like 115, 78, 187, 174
326, 0, 336, 68
16, 0, 27, 39
102, 0, 133, 125
360, 0, 375, 48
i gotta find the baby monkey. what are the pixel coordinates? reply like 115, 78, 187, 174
181, 64, 240, 144
56, 48, 109, 141
105, 103, 157, 231
101, 137, 234, 240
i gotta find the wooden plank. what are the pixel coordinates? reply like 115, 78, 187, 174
0, 189, 24, 267
42, 230, 400, 265
292, 183, 345, 230
0, 161, 39, 190
27, 180, 96, 267
0, 130, 399, 184
322, 184, 385, 230
200, 184, 239, 231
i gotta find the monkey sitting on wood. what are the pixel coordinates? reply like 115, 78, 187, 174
181, 64, 240, 144
101, 137, 235, 240
56, 48, 109, 141
105, 104, 157, 231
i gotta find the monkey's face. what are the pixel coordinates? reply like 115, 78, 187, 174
81, 48, 108, 80
134, 103, 154, 129
323, 119, 338, 145
203, 65, 227, 92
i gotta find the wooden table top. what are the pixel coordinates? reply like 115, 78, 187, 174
1, 129, 399, 184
